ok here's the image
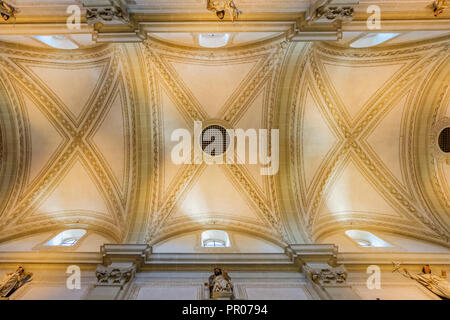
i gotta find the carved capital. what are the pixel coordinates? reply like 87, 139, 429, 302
82, 0, 130, 25
307, 0, 359, 23
303, 264, 348, 286
95, 264, 136, 286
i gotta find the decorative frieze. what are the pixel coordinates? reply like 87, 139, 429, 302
303, 264, 348, 286
307, 0, 359, 23
95, 264, 135, 285
82, 0, 130, 25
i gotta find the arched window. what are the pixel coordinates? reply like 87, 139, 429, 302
199, 33, 230, 48
201, 230, 230, 248
350, 33, 399, 48
34, 35, 79, 50
45, 229, 87, 247
345, 230, 391, 247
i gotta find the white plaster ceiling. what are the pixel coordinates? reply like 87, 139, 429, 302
0, 27, 448, 248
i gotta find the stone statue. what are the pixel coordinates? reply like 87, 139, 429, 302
204, 267, 234, 299
0, 1, 19, 22
394, 263, 450, 299
432, 0, 449, 16
207, 0, 242, 23
0, 266, 33, 299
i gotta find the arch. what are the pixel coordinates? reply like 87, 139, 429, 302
413, 54, 450, 240
45, 229, 87, 246
0, 73, 21, 220
344, 230, 391, 247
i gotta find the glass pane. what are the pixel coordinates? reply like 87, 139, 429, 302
60, 238, 78, 246
203, 240, 225, 247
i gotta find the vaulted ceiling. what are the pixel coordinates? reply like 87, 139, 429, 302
278, 38, 450, 246
0, 0, 449, 249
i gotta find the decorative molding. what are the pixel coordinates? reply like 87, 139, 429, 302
307, 0, 359, 24
95, 264, 135, 285
83, 0, 130, 25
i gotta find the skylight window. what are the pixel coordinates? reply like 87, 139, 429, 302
45, 229, 86, 247
199, 33, 230, 48
345, 230, 391, 247
34, 35, 79, 50
350, 33, 400, 48
201, 230, 230, 248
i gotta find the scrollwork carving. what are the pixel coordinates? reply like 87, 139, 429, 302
304, 265, 348, 286
85, 0, 130, 25
95, 264, 135, 285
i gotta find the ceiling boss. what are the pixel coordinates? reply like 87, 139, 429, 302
207, 0, 242, 23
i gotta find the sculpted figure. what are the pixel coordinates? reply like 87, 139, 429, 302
0, 1, 19, 21
95, 264, 134, 285
0, 266, 33, 298
205, 267, 234, 299
394, 263, 450, 299
207, 0, 242, 22
432, 0, 449, 16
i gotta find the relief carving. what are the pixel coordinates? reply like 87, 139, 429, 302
95, 264, 135, 285
84, 0, 130, 25
304, 265, 348, 286
307, 0, 358, 23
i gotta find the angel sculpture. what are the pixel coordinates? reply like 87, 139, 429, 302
393, 262, 450, 299
0, 0, 19, 22
432, 0, 449, 16
0, 266, 33, 299
207, 0, 242, 23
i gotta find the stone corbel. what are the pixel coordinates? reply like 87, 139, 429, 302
302, 263, 361, 300
86, 244, 150, 300
286, 244, 360, 299
302, 262, 360, 300
303, 264, 348, 286
306, 0, 359, 24
95, 263, 136, 286
82, 0, 131, 26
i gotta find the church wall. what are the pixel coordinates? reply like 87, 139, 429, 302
0, 231, 114, 252
152, 231, 284, 254
343, 267, 447, 300
0, 233, 53, 251
319, 232, 450, 253
0, 264, 97, 300
1, 256, 449, 300
352, 284, 438, 300
129, 270, 314, 300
